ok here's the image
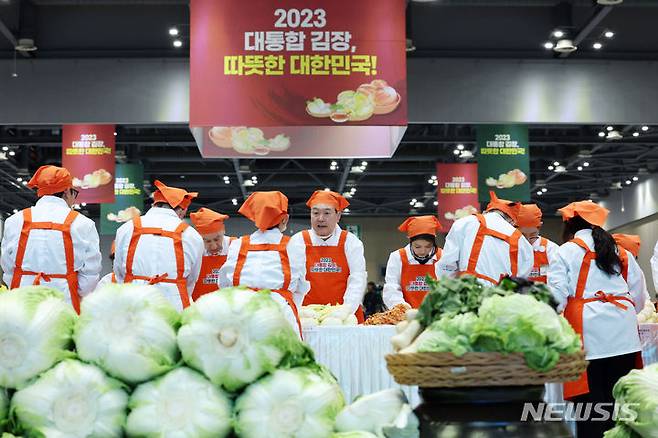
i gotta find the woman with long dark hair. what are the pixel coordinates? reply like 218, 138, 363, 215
549, 201, 646, 437
383, 216, 443, 309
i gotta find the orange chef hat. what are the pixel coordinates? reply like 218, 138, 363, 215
558, 201, 609, 227
398, 215, 443, 238
485, 191, 522, 223
190, 208, 229, 235
152, 180, 198, 209
517, 204, 543, 228
27, 165, 73, 197
306, 190, 350, 211
613, 234, 641, 258
239, 191, 289, 231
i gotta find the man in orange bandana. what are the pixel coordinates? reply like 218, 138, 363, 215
1, 165, 101, 312
289, 190, 367, 322
516, 204, 559, 284
436, 191, 533, 285
219, 191, 309, 337
113, 180, 204, 311
190, 208, 233, 300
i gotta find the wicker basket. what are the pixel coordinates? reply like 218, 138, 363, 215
386, 351, 587, 388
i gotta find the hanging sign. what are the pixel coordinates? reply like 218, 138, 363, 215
437, 163, 480, 230
100, 163, 144, 235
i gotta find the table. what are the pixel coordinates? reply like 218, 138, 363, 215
303, 325, 420, 406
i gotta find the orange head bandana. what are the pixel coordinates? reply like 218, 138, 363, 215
27, 165, 73, 197
558, 201, 609, 227
613, 234, 641, 258
306, 190, 350, 211
485, 191, 522, 224
517, 204, 543, 228
190, 208, 229, 235
239, 191, 289, 231
152, 180, 198, 210
398, 215, 443, 238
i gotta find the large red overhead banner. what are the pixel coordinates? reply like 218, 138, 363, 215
436, 163, 480, 230
61, 124, 115, 204
189, 0, 407, 158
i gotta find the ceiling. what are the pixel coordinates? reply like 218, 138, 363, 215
0, 0, 657, 218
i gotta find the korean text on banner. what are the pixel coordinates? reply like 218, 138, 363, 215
436, 163, 480, 230
476, 125, 530, 203
61, 124, 115, 204
100, 164, 144, 235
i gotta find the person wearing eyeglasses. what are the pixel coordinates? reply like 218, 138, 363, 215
1, 165, 102, 313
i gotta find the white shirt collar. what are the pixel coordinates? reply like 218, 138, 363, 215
309, 224, 341, 240
35, 195, 70, 209
145, 206, 180, 219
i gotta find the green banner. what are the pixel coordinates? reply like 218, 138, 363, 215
476, 125, 530, 203
100, 163, 144, 235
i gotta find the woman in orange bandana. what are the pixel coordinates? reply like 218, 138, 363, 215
1, 165, 101, 313
383, 216, 443, 309
517, 204, 559, 284
289, 190, 367, 322
113, 180, 204, 312
219, 191, 309, 337
190, 208, 232, 300
549, 201, 646, 437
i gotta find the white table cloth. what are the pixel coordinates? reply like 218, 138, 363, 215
303, 325, 420, 405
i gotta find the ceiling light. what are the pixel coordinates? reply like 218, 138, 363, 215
541, 188, 548, 193
642, 126, 649, 131
173, 40, 183, 48
169, 27, 179, 36
598, 132, 606, 137
223, 176, 229, 180
427, 179, 434, 184
604, 31, 615, 39
81, 203, 87, 207
1, 147, 7, 151
350, 166, 364, 173
548, 165, 554, 171
626, 180, 632, 185
9, 151, 15, 156
536, 191, 542, 196
431, 175, 437, 180
633, 132, 640, 137
457, 144, 464, 150
361, 161, 368, 166
607, 130, 623, 140
343, 192, 352, 198
231, 198, 238, 205
433, 201, 438, 206
583, 162, 590, 167
414, 202, 424, 208
577, 166, 583, 171
606, 126, 614, 131
553, 161, 560, 166
22, 181, 27, 186
16, 177, 22, 182
593, 42, 603, 50
411, 198, 417, 203
553, 39, 577, 53
113, 132, 117, 136
553, 30, 564, 38
343, 208, 350, 213
12, 209, 17, 214
543, 41, 554, 50
633, 176, 639, 181
453, 149, 460, 155
331, 161, 337, 166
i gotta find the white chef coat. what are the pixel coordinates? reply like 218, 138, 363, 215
219, 228, 309, 337
383, 244, 439, 308
1, 196, 102, 302
435, 212, 534, 285
289, 225, 367, 313
649, 240, 658, 295
532, 236, 560, 281
113, 207, 204, 312
548, 229, 645, 360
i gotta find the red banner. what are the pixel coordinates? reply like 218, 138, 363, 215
61, 125, 115, 204
437, 163, 480, 230
189, 0, 407, 158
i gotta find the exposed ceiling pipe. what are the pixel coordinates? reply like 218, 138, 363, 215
559, 4, 613, 58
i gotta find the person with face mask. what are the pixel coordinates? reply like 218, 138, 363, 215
436, 191, 533, 285
383, 216, 443, 309
113, 180, 204, 312
289, 190, 367, 322
516, 204, 559, 284
1, 165, 101, 313
189, 208, 233, 301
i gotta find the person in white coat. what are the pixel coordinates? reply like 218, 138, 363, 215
1, 165, 101, 313
219, 191, 309, 337
435, 191, 533, 285
549, 201, 645, 438
114, 180, 204, 312
516, 204, 559, 284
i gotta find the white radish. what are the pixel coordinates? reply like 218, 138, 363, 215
391, 320, 421, 352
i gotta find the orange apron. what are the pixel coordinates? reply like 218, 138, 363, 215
123, 216, 191, 309
192, 255, 226, 301
458, 214, 522, 284
300, 230, 364, 323
528, 237, 550, 283
399, 247, 441, 309
232, 235, 302, 334
562, 238, 642, 400
11, 208, 81, 313
111, 273, 116, 283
